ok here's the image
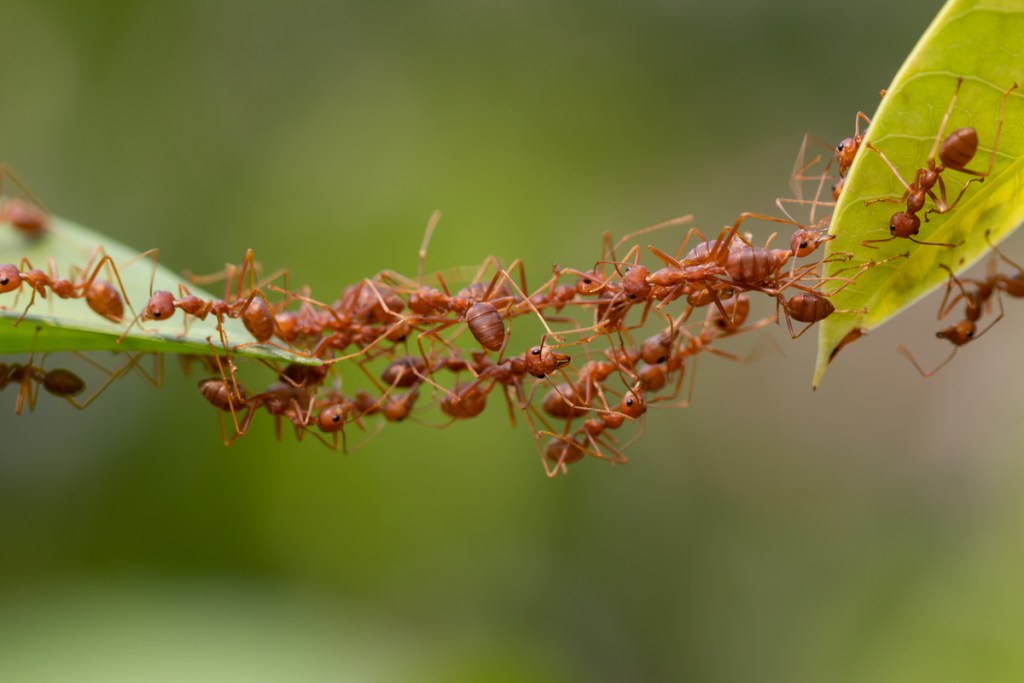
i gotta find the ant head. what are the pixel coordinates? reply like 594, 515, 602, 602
789, 229, 834, 258
573, 269, 606, 296
0, 264, 22, 293
144, 290, 176, 320
317, 403, 348, 432
619, 388, 647, 419
835, 137, 859, 174
889, 212, 920, 238
621, 264, 651, 300
526, 345, 571, 378
936, 320, 976, 346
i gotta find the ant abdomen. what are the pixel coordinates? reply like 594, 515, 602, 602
939, 127, 979, 170
86, 280, 124, 322
465, 301, 504, 352
240, 296, 275, 342
3, 198, 48, 236
787, 292, 835, 324
42, 368, 85, 398
199, 377, 247, 412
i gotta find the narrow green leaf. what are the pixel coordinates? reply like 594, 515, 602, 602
813, 0, 1024, 387
0, 212, 317, 365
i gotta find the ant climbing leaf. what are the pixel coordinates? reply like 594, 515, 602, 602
814, 0, 1024, 387
0, 212, 319, 365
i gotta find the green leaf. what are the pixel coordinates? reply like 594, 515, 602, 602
0, 211, 317, 365
813, 0, 1024, 387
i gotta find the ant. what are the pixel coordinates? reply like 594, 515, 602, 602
835, 112, 872, 177
0, 166, 49, 237
1, 345, 150, 415
898, 263, 1002, 377
379, 213, 560, 364
0, 246, 134, 324
863, 78, 1018, 249
986, 231, 1024, 300
775, 291, 866, 339
540, 385, 646, 477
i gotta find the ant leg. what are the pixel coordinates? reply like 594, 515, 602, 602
418, 210, 442, 285
925, 77, 964, 164
985, 229, 1024, 273
206, 343, 248, 435
862, 142, 915, 199
897, 345, 958, 378
64, 353, 148, 409
972, 291, 1004, 340
477, 261, 563, 347
936, 264, 971, 319
602, 214, 695, 261
955, 82, 1020, 178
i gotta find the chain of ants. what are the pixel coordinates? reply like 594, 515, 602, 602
0, 78, 1019, 476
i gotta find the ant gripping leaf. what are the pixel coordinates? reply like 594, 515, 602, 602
813, 0, 1024, 388
0, 207, 319, 368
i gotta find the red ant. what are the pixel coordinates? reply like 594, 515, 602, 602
1, 346, 151, 414
898, 263, 1002, 376
986, 231, 1024, 301
863, 78, 1018, 249
835, 112, 872, 177
378, 214, 560, 365
540, 385, 646, 477
775, 291, 866, 339
0, 167, 49, 237
0, 247, 134, 324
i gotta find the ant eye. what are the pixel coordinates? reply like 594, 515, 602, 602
889, 224, 897, 234
836, 143, 844, 151
332, 413, 341, 423
0, 277, 7, 285
800, 241, 808, 249
629, 294, 637, 300
531, 348, 541, 355
582, 278, 592, 284
625, 398, 634, 407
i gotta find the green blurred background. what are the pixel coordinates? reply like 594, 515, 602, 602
3, 1, 1024, 681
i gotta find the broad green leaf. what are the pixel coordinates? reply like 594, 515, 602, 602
0, 211, 317, 364
813, 0, 1024, 387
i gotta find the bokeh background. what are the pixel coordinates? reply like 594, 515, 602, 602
3, 1, 1024, 681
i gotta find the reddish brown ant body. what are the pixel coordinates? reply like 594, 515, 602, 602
863, 79, 1018, 249
835, 112, 872, 177
899, 263, 1003, 377
541, 386, 646, 477
0, 247, 132, 324
0, 167, 49, 237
